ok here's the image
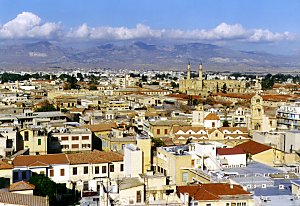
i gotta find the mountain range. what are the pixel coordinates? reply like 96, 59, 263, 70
0, 41, 299, 72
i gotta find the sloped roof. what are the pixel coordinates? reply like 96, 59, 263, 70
0, 191, 48, 206
204, 113, 220, 121
177, 183, 251, 201
9, 181, 35, 192
234, 140, 272, 155
67, 150, 123, 165
173, 126, 206, 134
83, 122, 117, 132
0, 160, 13, 170
13, 154, 69, 167
217, 148, 245, 155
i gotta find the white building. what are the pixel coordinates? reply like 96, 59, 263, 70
124, 144, 143, 178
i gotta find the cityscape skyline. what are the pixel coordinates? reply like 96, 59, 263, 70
0, 0, 299, 54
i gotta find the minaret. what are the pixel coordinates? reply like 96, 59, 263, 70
187, 62, 191, 80
199, 63, 203, 89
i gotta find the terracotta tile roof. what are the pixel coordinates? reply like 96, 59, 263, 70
174, 134, 209, 139
13, 154, 69, 167
177, 183, 251, 201
67, 150, 123, 165
234, 140, 272, 155
219, 127, 248, 133
262, 94, 294, 102
70, 108, 86, 113
9, 181, 35, 192
224, 134, 250, 139
211, 93, 255, 100
173, 126, 206, 134
83, 122, 117, 132
0, 160, 13, 170
204, 113, 220, 120
217, 148, 245, 155
0, 191, 48, 206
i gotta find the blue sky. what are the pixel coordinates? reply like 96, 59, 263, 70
0, 0, 299, 54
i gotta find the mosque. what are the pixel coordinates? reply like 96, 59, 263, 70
179, 63, 246, 97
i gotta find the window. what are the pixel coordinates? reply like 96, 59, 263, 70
21, 171, 27, 179
40, 171, 45, 175
73, 167, 77, 175
102, 166, 107, 173
60, 169, 65, 176
212, 122, 216, 127
164, 129, 168, 135
182, 172, 188, 182
95, 166, 99, 174
50, 169, 54, 177
136, 191, 141, 203
109, 164, 114, 172
24, 131, 29, 141
61, 136, 68, 141
83, 181, 89, 191
157, 129, 160, 135
38, 139, 41, 145
84, 166, 88, 174
13, 172, 18, 181
72, 144, 79, 149
120, 164, 124, 171
72, 136, 79, 141
82, 136, 89, 140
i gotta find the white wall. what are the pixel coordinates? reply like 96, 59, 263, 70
124, 145, 142, 177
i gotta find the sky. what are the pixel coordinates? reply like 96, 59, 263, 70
0, 0, 299, 54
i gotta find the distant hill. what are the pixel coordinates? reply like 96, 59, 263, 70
0, 40, 299, 72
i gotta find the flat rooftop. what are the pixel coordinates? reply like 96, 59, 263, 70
224, 161, 283, 175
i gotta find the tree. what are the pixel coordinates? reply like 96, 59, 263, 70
223, 120, 230, 127
35, 100, 57, 112
29, 174, 58, 204
88, 84, 98, 90
221, 83, 227, 93
171, 81, 179, 88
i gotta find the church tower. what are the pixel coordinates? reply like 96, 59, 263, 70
187, 62, 191, 80
250, 94, 264, 131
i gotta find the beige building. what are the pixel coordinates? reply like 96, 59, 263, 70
19, 128, 47, 155
179, 63, 245, 97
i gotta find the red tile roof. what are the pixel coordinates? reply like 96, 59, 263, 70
234, 140, 272, 155
9, 181, 35, 192
204, 113, 220, 121
217, 148, 245, 155
13, 154, 69, 167
0, 160, 13, 170
177, 183, 251, 201
67, 150, 123, 165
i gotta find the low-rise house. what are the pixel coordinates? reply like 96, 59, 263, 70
9, 181, 35, 195
216, 147, 247, 168
235, 140, 285, 166
48, 126, 92, 153
12, 154, 70, 186
19, 128, 47, 155
67, 150, 124, 192
177, 183, 254, 206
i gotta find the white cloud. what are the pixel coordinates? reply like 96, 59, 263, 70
0, 12, 60, 39
0, 12, 295, 43
67, 22, 293, 42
